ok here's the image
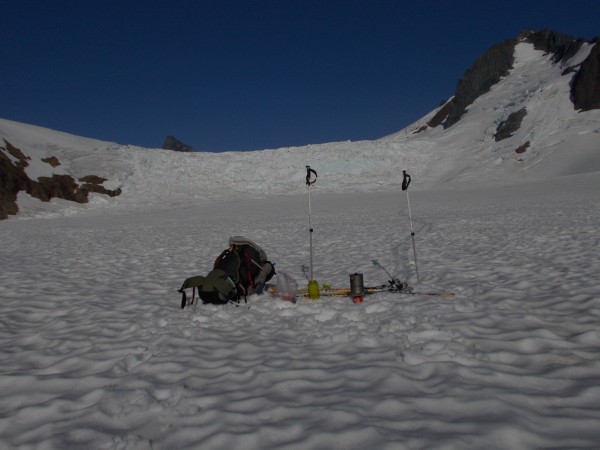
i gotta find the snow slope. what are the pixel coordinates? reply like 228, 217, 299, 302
408, 42, 600, 186
1, 174, 600, 449
2, 42, 599, 219
1, 41, 600, 449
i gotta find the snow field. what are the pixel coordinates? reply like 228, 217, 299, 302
1, 40, 600, 449
1, 173, 600, 449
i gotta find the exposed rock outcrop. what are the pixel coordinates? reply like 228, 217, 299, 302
515, 141, 530, 155
0, 141, 29, 219
426, 100, 456, 129
494, 108, 528, 141
444, 37, 518, 128
41, 156, 61, 167
162, 136, 194, 152
0, 139, 122, 220
526, 29, 585, 63
572, 38, 600, 111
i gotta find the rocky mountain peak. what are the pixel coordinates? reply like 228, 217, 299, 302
424, 29, 598, 131
162, 136, 194, 152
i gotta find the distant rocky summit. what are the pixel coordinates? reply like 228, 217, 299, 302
0, 139, 122, 220
423, 29, 599, 130
162, 136, 194, 152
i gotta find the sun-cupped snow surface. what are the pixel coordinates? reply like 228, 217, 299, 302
1, 171, 600, 449
2, 37, 600, 449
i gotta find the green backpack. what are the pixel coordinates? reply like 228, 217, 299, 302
178, 236, 275, 309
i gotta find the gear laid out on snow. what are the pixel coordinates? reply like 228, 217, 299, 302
273, 270, 298, 304
178, 169, 453, 309
268, 275, 455, 301
178, 236, 275, 309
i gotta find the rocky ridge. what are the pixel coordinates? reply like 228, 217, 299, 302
0, 139, 122, 220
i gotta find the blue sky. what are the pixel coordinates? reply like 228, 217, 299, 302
2, 0, 598, 151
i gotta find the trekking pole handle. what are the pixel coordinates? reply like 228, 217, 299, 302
402, 170, 411, 191
306, 166, 318, 186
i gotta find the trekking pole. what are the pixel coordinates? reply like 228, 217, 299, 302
306, 166, 320, 299
402, 170, 420, 284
